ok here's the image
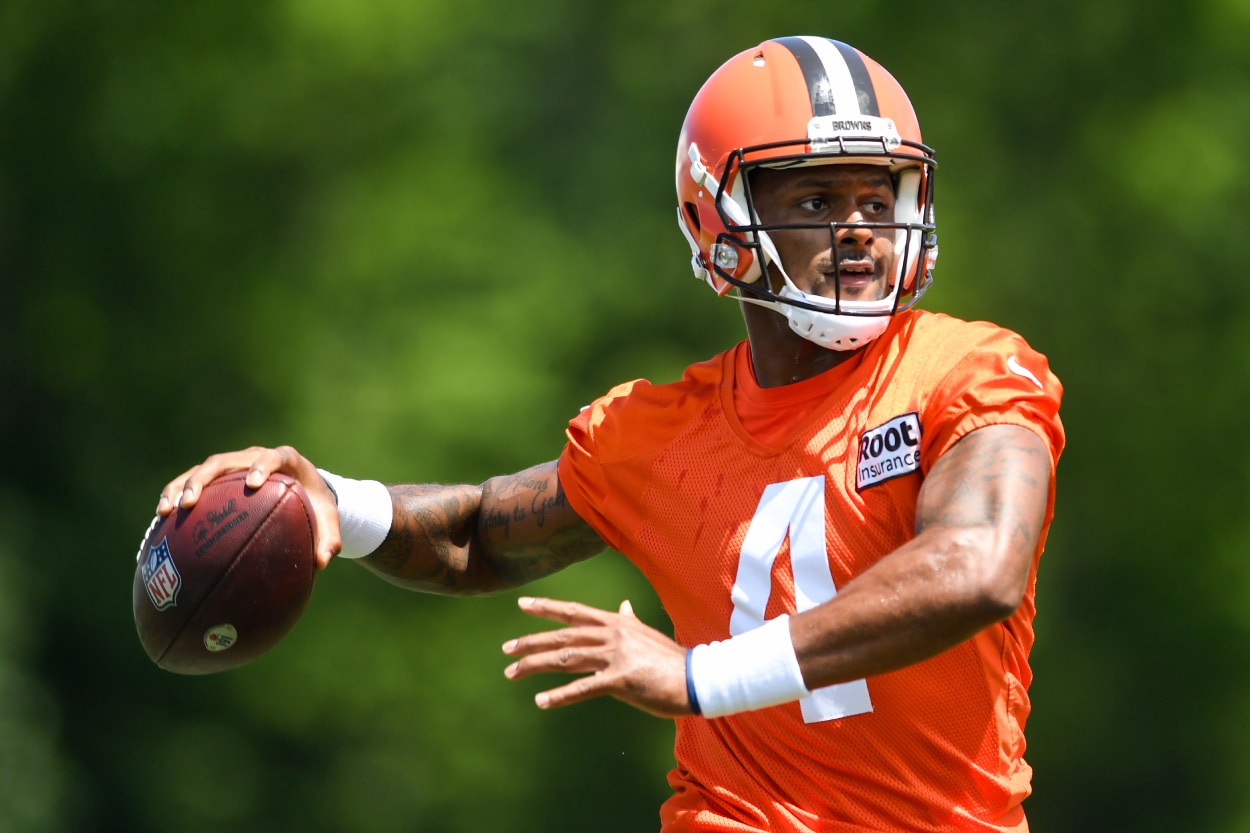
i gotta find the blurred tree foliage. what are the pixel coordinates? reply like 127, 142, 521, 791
3, 0, 1249, 831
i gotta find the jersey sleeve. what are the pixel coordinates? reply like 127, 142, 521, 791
921, 330, 1065, 470
557, 380, 649, 555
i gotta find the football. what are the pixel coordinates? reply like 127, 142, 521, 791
133, 471, 317, 674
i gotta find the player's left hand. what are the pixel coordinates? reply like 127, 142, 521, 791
503, 596, 693, 719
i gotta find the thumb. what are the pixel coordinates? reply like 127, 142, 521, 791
618, 599, 636, 618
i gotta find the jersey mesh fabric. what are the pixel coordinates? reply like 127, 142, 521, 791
558, 310, 1065, 833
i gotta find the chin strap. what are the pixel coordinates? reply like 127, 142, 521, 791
738, 228, 898, 352
738, 287, 894, 352
775, 287, 894, 351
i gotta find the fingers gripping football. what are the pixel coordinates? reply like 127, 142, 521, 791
156, 445, 343, 568
503, 597, 693, 719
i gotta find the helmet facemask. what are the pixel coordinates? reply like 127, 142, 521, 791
700, 140, 937, 352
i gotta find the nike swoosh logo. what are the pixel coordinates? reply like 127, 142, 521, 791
1007, 355, 1043, 389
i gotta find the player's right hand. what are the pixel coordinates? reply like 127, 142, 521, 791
156, 445, 343, 569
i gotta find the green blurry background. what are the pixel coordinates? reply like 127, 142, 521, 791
4, 0, 1249, 830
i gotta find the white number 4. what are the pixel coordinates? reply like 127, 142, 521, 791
729, 476, 874, 724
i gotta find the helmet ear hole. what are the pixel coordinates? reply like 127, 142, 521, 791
683, 202, 701, 232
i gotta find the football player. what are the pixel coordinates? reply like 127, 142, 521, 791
160, 36, 1064, 832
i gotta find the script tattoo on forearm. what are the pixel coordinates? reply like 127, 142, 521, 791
478, 470, 604, 586
482, 474, 569, 536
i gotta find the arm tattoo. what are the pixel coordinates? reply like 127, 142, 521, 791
477, 471, 605, 587
362, 463, 605, 595
916, 425, 1051, 561
369, 483, 481, 590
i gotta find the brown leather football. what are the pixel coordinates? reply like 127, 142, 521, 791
133, 471, 316, 674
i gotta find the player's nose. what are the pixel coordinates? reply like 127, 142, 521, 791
833, 219, 875, 249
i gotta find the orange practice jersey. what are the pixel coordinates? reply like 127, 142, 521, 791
557, 310, 1065, 833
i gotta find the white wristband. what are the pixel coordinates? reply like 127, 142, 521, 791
688, 615, 810, 718
317, 468, 393, 559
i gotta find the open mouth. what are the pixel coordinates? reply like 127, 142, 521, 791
834, 259, 878, 288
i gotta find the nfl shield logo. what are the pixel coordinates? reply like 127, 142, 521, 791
142, 537, 181, 610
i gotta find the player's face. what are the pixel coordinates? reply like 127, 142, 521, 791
750, 164, 898, 303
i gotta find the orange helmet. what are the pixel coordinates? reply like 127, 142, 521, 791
675, 37, 938, 350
